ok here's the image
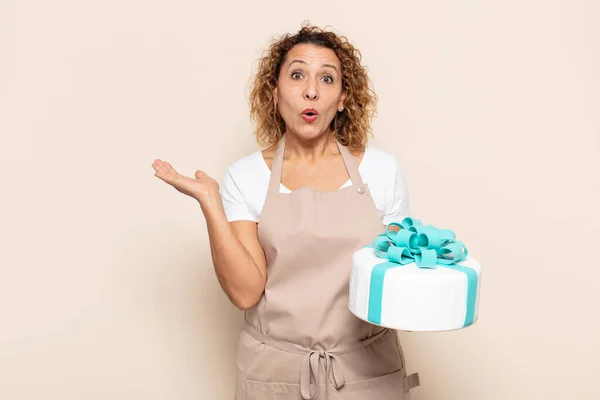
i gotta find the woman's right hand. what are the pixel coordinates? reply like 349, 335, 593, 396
151, 159, 220, 206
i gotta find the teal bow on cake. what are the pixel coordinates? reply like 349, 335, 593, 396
371, 217, 468, 268
365, 217, 478, 327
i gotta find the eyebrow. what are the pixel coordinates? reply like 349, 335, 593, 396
288, 59, 338, 72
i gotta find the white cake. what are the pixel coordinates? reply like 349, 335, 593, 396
348, 218, 482, 332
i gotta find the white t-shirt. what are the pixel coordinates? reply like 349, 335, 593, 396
219, 145, 410, 225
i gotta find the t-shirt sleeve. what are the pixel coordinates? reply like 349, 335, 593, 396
381, 154, 411, 225
219, 168, 258, 223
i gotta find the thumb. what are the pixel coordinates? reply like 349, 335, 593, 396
195, 170, 207, 179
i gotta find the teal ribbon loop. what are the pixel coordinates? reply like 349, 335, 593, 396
375, 217, 468, 268
365, 217, 478, 328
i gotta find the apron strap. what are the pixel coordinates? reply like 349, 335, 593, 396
403, 372, 421, 392
335, 139, 365, 187
267, 134, 365, 197
267, 133, 286, 196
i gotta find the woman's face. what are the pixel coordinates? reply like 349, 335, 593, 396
274, 43, 346, 141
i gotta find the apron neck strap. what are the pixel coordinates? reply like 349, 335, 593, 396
267, 134, 364, 195
335, 138, 364, 187
267, 134, 286, 194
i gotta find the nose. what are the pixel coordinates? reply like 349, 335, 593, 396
303, 79, 319, 101
304, 91, 318, 101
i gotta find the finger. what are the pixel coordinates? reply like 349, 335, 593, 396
156, 162, 176, 177
152, 164, 166, 178
151, 159, 162, 171
153, 162, 175, 181
195, 170, 207, 179
152, 159, 168, 173
163, 162, 180, 175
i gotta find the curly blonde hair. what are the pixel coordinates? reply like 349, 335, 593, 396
249, 23, 378, 153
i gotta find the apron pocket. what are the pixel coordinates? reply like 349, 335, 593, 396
328, 369, 411, 399
238, 377, 303, 400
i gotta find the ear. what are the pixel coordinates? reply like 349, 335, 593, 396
338, 91, 346, 110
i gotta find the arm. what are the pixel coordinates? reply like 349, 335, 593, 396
202, 196, 267, 310
151, 158, 266, 310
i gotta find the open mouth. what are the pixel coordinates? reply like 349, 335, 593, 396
301, 113, 318, 122
302, 108, 319, 117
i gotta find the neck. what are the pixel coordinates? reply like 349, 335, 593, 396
282, 130, 340, 164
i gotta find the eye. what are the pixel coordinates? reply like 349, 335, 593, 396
322, 75, 334, 84
291, 71, 303, 79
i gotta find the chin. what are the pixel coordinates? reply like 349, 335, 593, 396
297, 126, 328, 139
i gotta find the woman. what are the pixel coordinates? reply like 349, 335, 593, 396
152, 25, 420, 399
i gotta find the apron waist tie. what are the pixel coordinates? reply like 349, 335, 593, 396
242, 322, 390, 400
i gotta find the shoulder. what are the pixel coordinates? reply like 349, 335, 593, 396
364, 144, 410, 222
225, 150, 265, 181
362, 144, 409, 202
228, 149, 263, 170
220, 151, 267, 222
222, 149, 272, 199
362, 144, 403, 175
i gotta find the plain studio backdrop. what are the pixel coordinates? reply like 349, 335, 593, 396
1, 1, 599, 399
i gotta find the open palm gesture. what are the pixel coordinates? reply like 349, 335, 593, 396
152, 159, 219, 204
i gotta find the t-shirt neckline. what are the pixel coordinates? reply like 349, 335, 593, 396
259, 145, 370, 192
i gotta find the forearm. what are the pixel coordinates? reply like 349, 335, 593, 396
200, 196, 265, 310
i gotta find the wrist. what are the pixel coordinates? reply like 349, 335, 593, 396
197, 192, 224, 217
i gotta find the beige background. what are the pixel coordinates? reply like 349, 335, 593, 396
1, 0, 599, 399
